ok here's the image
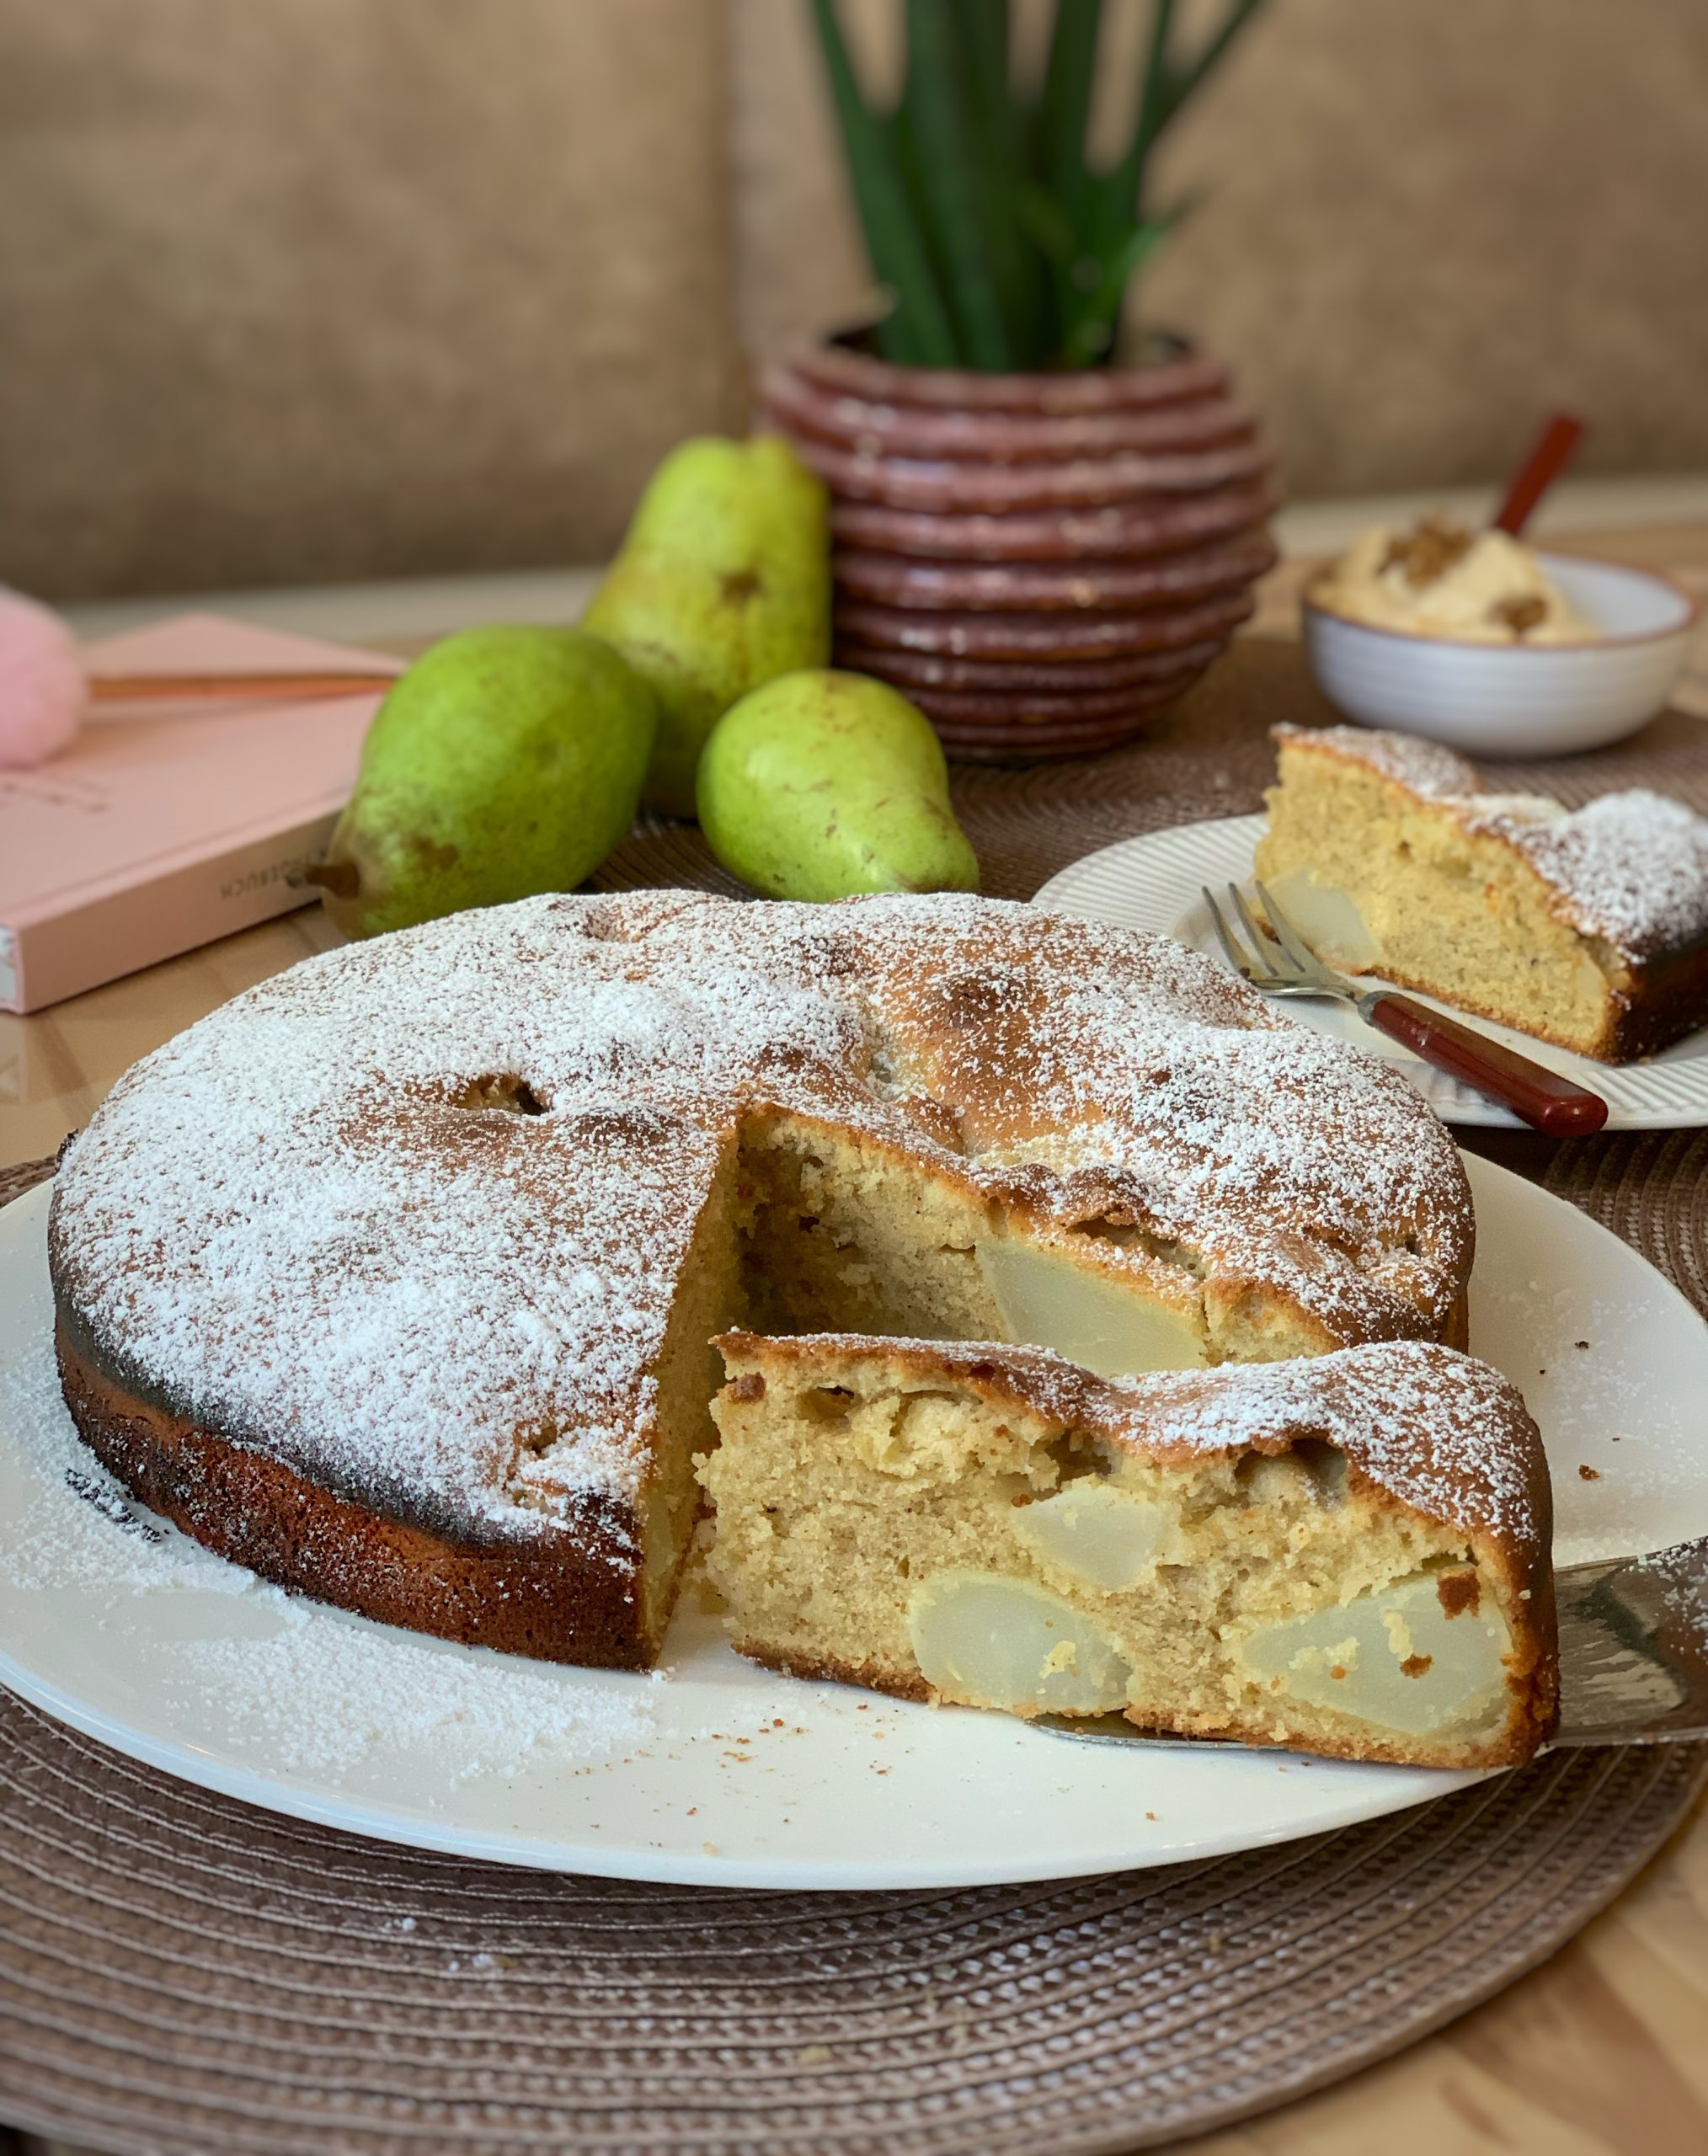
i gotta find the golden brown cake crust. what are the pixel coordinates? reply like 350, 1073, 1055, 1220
734, 1638, 933, 1705
56, 1320, 657, 1669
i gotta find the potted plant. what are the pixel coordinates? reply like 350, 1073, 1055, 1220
761, 0, 1276, 762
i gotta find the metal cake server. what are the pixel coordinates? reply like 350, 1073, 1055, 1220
1038, 1533, 1708, 1756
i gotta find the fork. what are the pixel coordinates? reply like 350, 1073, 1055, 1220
1204, 881, 1609, 1138
1037, 1531, 1708, 1757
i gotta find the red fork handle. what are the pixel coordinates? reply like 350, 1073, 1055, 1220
1364, 993, 1609, 1137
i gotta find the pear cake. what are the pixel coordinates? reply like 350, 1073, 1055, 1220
51, 889, 1473, 1678
701, 1333, 1556, 1769
1256, 723, 1708, 1061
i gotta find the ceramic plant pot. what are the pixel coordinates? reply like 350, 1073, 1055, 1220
761, 338, 1278, 762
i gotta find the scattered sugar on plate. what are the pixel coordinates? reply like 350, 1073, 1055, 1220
0, 1335, 259, 1598
0, 1334, 654, 1787
160, 1603, 654, 1784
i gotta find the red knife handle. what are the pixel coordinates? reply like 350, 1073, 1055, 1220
1364, 993, 1609, 1137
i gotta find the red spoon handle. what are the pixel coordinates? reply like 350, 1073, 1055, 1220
1365, 993, 1609, 1137
1492, 413, 1585, 537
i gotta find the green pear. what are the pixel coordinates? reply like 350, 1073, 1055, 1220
697, 670, 980, 902
308, 625, 655, 939
581, 434, 830, 818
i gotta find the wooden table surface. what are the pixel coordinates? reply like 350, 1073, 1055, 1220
6, 521, 1708, 2156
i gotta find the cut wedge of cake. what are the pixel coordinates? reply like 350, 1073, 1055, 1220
701, 1331, 1557, 1768
1255, 724, 1708, 1061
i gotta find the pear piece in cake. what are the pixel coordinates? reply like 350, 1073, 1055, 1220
907, 1572, 1133, 1716
978, 1236, 1207, 1376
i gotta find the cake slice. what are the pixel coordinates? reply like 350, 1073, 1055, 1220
699, 1331, 1556, 1769
1254, 723, 1708, 1061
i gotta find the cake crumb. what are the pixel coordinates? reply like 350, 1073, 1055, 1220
1579, 1463, 1602, 1481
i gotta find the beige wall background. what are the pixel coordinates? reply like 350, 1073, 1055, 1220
2, 0, 1704, 600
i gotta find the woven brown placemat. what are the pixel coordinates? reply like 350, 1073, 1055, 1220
0, 1688, 1697, 2156
7, 641, 1708, 2154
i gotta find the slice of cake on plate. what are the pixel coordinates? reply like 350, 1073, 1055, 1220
1254, 723, 1708, 1061
700, 1331, 1557, 1769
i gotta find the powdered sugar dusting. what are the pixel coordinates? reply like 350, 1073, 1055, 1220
1281, 723, 1708, 963
161, 1614, 654, 1781
52, 891, 1471, 1548
0, 1332, 654, 1779
1487, 792, 1708, 962
1101, 1341, 1547, 1552
1276, 722, 1479, 800
2, 1330, 259, 1597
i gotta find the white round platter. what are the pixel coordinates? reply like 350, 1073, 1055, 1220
2, 1167, 1703, 1890
1035, 814, 1708, 1131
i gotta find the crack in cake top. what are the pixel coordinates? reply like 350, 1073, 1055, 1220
50, 891, 1472, 1552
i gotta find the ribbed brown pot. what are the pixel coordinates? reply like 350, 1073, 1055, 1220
760, 339, 1278, 763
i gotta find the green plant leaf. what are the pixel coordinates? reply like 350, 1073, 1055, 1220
1033, 0, 1102, 225
904, 0, 1019, 371
807, 0, 1262, 371
1029, 0, 1107, 360
1056, 193, 1202, 366
807, 0, 960, 366
1015, 181, 1078, 266
947, 0, 1049, 363
950, 0, 1012, 151
1086, 0, 1263, 330
1096, 0, 1175, 252
1161, 0, 1268, 128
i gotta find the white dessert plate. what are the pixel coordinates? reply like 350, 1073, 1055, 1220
3, 1169, 1705, 1891
1035, 814, 1708, 1132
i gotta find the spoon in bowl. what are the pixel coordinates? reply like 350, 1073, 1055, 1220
1491, 410, 1585, 538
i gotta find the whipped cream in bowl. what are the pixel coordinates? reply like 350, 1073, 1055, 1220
1301, 515, 1698, 756
1312, 515, 1598, 646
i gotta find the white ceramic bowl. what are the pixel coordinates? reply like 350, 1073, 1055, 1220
1301, 552, 1698, 757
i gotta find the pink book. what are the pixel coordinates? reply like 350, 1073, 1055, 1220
0, 614, 403, 1013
